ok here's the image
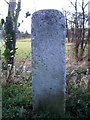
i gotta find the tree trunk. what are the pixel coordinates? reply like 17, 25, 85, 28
78, 0, 85, 61
4, 0, 21, 82
88, 28, 90, 73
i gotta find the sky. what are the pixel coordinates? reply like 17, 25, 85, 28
0, 0, 89, 33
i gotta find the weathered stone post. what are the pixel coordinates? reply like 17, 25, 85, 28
32, 9, 66, 114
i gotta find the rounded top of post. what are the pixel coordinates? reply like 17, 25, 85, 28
32, 9, 64, 17
32, 9, 65, 27
31, 9, 65, 37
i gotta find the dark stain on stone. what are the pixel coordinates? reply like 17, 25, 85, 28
45, 15, 50, 20
50, 88, 52, 90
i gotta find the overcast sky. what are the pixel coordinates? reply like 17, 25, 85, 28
0, 0, 89, 33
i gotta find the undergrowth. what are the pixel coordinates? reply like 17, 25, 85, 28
2, 70, 90, 120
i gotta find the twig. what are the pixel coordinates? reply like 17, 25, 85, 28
68, 0, 75, 7
19, 52, 31, 71
4, 0, 9, 4
84, 1, 89, 9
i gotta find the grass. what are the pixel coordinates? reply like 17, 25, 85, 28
0, 38, 88, 61
0, 40, 71, 60
15, 40, 31, 60
65, 43, 72, 58
0, 39, 32, 60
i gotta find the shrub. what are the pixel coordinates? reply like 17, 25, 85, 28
2, 81, 32, 120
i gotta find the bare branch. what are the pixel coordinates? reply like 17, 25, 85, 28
15, 0, 21, 30
68, 0, 75, 7
4, 0, 9, 4
15, 0, 21, 19
84, 1, 89, 9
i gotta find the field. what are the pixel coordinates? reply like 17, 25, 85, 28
0, 39, 87, 73
16, 40, 31, 58
0, 39, 31, 59
0, 39, 71, 66
0, 39, 31, 68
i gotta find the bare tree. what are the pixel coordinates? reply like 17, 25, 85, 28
67, 0, 89, 61
64, 11, 70, 43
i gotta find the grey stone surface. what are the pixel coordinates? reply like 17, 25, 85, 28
31, 9, 66, 114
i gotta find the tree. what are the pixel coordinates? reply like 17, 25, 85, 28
2, 0, 21, 82
67, 0, 89, 61
88, 0, 90, 75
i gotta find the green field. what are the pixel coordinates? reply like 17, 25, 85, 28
0, 39, 72, 62
0, 39, 32, 60
15, 40, 31, 60
0, 40, 71, 57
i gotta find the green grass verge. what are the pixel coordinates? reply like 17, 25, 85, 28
0, 39, 32, 60
0, 40, 71, 60
15, 40, 31, 60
